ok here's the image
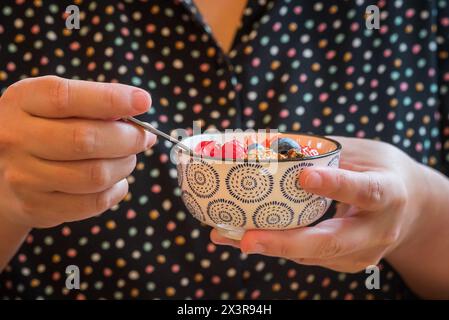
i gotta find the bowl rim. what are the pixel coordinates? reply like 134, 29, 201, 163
176, 132, 342, 163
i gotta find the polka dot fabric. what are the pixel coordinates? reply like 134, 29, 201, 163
1, 0, 448, 300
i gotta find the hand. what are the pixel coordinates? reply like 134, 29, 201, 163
0, 76, 156, 228
211, 137, 426, 273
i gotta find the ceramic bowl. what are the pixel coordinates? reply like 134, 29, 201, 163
176, 132, 341, 240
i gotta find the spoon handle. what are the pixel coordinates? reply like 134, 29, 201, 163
123, 116, 193, 155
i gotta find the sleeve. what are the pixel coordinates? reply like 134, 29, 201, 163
438, 3, 449, 177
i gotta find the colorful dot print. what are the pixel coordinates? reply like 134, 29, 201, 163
1, 0, 448, 299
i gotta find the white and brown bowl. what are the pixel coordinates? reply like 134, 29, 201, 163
176, 132, 341, 240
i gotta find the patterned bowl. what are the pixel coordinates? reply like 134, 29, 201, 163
176, 133, 341, 240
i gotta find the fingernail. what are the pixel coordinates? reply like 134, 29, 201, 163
305, 171, 322, 188
131, 90, 151, 112
246, 243, 265, 254
145, 132, 156, 149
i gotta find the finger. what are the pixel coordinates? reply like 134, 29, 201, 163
12, 76, 151, 119
16, 155, 136, 194
299, 167, 395, 210
24, 117, 156, 160
239, 216, 395, 260
290, 258, 349, 273
210, 229, 241, 248
327, 136, 395, 171
293, 247, 384, 273
22, 179, 129, 227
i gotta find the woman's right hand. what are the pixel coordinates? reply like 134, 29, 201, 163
0, 75, 156, 229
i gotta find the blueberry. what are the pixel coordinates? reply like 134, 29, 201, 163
270, 138, 300, 155
247, 143, 264, 152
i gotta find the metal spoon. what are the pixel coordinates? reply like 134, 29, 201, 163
123, 116, 194, 156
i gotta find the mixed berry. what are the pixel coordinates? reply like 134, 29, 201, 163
193, 136, 319, 161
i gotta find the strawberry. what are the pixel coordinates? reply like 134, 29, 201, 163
244, 134, 257, 148
194, 140, 214, 155
221, 140, 246, 160
202, 141, 221, 158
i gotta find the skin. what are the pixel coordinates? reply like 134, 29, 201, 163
194, 0, 248, 53
211, 137, 449, 299
0, 76, 156, 270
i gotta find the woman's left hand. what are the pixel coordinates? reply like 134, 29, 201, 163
210, 136, 428, 273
